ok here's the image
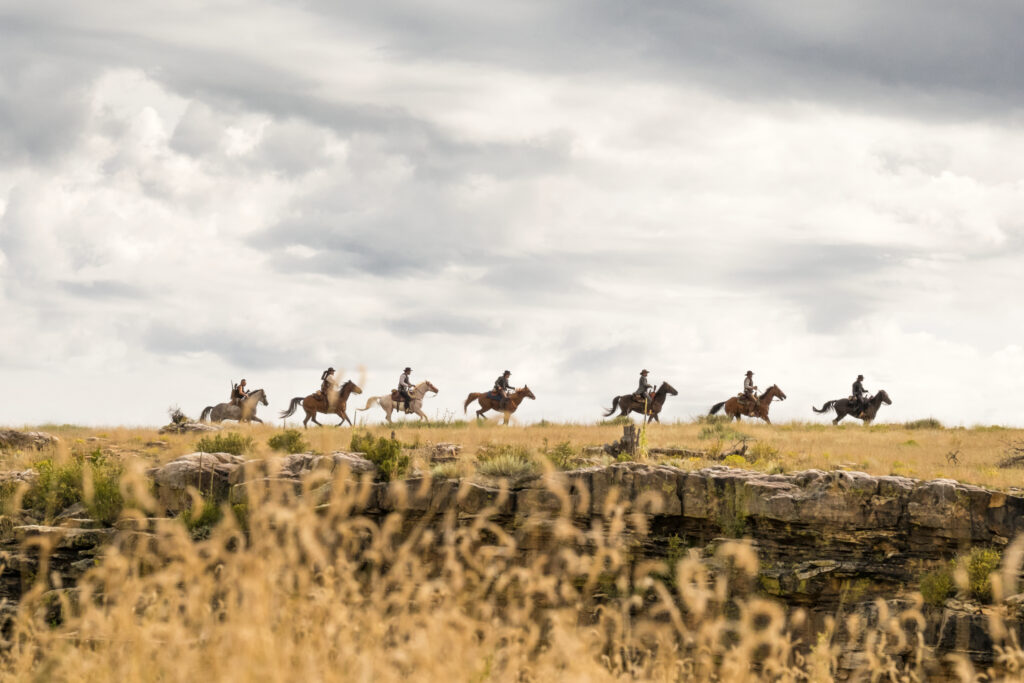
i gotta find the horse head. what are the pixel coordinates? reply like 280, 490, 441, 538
765, 384, 786, 401
875, 389, 892, 405
250, 388, 269, 406
419, 381, 439, 395
341, 379, 362, 395
657, 382, 678, 396
518, 385, 536, 400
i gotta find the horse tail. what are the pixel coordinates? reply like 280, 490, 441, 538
813, 401, 836, 415
199, 406, 213, 422
355, 397, 381, 412
279, 397, 303, 419
709, 401, 726, 415
602, 396, 621, 417
464, 393, 481, 413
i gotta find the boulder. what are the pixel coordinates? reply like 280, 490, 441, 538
158, 422, 221, 435
148, 452, 245, 513
0, 430, 59, 451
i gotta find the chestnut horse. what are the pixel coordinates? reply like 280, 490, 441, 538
355, 381, 439, 424
603, 382, 678, 424
200, 388, 269, 423
464, 386, 536, 424
279, 379, 362, 428
813, 389, 892, 425
709, 384, 787, 424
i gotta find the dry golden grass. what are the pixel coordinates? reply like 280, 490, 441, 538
5, 465, 1008, 682
6, 418, 1023, 491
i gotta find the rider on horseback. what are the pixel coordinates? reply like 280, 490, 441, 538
398, 367, 414, 413
633, 370, 653, 404
231, 379, 249, 407
741, 371, 757, 412
318, 367, 336, 408
494, 370, 514, 410
852, 374, 868, 414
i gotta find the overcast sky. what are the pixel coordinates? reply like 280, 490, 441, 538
2, 0, 1024, 427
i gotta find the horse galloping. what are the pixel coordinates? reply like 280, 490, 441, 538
709, 384, 787, 424
813, 389, 892, 425
200, 388, 269, 424
355, 381, 439, 424
603, 382, 678, 424
465, 386, 536, 424
279, 379, 362, 428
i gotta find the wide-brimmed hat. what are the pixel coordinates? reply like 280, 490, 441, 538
503, 370, 511, 376
857, 374, 864, 380
404, 367, 412, 373
745, 370, 753, 376
640, 369, 649, 375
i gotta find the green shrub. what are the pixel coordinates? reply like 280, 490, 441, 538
350, 432, 410, 481
749, 441, 779, 460
920, 565, 955, 608
903, 418, 943, 430
965, 547, 1001, 603
430, 462, 462, 479
598, 415, 632, 427
476, 443, 539, 479
21, 450, 125, 524
542, 441, 577, 470
183, 499, 223, 534
195, 432, 254, 455
698, 420, 747, 442
267, 429, 308, 454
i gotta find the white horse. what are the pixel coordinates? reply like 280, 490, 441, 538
199, 388, 269, 423
355, 381, 439, 423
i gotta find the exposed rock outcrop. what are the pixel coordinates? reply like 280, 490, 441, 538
0, 430, 59, 451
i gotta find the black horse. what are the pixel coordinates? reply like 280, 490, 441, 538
603, 382, 678, 423
813, 390, 892, 425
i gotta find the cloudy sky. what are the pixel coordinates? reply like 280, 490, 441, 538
2, 0, 1024, 427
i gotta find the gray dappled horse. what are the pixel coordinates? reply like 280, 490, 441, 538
355, 381, 439, 424
200, 388, 269, 423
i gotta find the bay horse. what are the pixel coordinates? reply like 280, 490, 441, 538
355, 381, 439, 424
603, 382, 678, 424
200, 388, 269, 423
279, 379, 362, 428
464, 386, 536, 424
709, 384, 787, 424
813, 389, 892, 425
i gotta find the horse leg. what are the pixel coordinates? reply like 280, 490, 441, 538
309, 410, 323, 427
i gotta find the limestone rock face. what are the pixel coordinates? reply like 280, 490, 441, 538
0, 430, 59, 451
148, 452, 246, 513
158, 422, 221, 434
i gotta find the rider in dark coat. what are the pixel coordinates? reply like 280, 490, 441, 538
852, 374, 868, 412
634, 370, 653, 403
494, 371, 514, 410
398, 368, 414, 412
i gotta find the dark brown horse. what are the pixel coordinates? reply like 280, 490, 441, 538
279, 379, 362, 428
603, 382, 678, 423
709, 384, 787, 424
464, 386, 536, 424
813, 389, 892, 425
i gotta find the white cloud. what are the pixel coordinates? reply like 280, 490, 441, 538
2, 3, 1024, 426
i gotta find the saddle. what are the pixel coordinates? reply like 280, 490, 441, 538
487, 390, 504, 402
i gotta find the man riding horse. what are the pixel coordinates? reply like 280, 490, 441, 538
494, 370, 514, 410
633, 370, 654, 405
852, 374, 869, 415
397, 367, 414, 413
741, 371, 757, 414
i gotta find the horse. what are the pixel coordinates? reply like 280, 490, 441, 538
709, 384, 787, 424
603, 382, 678, 424
464, 386, 536, 424
813, 389, 892, 425
279, 379, 362, 428
200, 388, 269, 424
355, 381, 439, 424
